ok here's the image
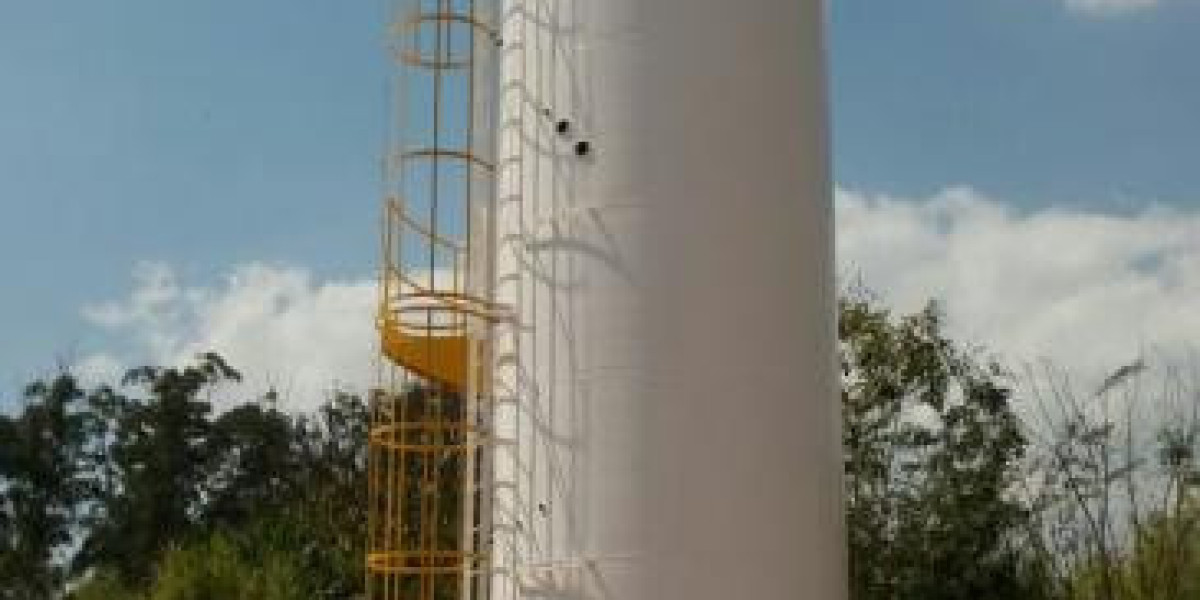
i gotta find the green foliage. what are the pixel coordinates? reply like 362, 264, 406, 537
69, 569, 142, 600
840, 295, 1040, 600
205, 403, 301, 527
71, 528, 311, 600
1062, 506, 1200, 600
290, 390, 369, 575
0, 353, 366, 598
146, 531, 306, 600
0, 373, 91, 598
5, 299, 1198, 600
1022, 358, 1200, 600
78, 353, 241, 583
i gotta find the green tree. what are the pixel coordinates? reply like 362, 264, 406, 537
205, 402, 301, 527
289, 390, 369, 598
68, 569, 142, 600
144, 530, 306, 600
78, 353, 241, 583
67, 382, 369, 599
0, 353, 374, 597
0, 372, 91, 598
840, 295, 1039, 600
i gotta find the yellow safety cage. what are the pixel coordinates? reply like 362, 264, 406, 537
367, 0, 503, 598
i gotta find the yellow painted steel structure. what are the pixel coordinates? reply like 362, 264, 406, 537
368, 0, 501, 598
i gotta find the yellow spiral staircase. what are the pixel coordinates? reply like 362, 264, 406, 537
367, 0, 503, 598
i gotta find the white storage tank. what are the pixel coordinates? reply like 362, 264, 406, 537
490, 1, 845, 598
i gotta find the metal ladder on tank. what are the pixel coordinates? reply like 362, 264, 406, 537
367, 0, 506, 598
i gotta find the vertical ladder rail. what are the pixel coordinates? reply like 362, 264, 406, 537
369, 0, 503, 598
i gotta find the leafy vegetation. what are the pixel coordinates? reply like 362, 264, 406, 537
1, 295, 1197, 599
840, 296, 1040, 600
0, 353, 366, 598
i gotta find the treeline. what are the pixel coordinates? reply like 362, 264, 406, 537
0, 353, 366, 599
1, 297, 1198, 599
840, 295, 1200, 600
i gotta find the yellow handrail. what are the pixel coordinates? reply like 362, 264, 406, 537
369, 3, 498, 599
393, 148, 496, 172
392, 12, 499, 38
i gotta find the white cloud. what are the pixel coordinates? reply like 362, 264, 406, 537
1064, 0, 1160, 17
837, 186, 1200, 383
79, 189, 1200, 409
81, 262, 377, 412
74, 353, 125, 389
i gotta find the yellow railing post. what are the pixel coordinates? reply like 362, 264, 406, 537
368, 0, 502, 598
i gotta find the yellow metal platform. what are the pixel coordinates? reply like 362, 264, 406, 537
368, 0, 500, 597
380, 320, 471, 392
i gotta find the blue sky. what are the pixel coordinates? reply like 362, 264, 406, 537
1, 0, 1199, 391
0, 1, 387, 386
833, 0, 1200, 208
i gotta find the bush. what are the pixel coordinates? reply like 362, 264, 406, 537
146, 531, 306, 600
68, 570, 142, 600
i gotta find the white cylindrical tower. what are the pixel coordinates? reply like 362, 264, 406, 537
491, 1, 844, 599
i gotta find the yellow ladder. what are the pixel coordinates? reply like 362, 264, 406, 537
367, 0, 502, 598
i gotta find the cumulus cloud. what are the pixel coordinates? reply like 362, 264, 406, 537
837, 186, 1200, 382
1064, 0, 1161, 17
80, 262, 377, 411
78, 188, 1200, 409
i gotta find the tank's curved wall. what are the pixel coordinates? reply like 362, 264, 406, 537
491, 1, 844, 598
